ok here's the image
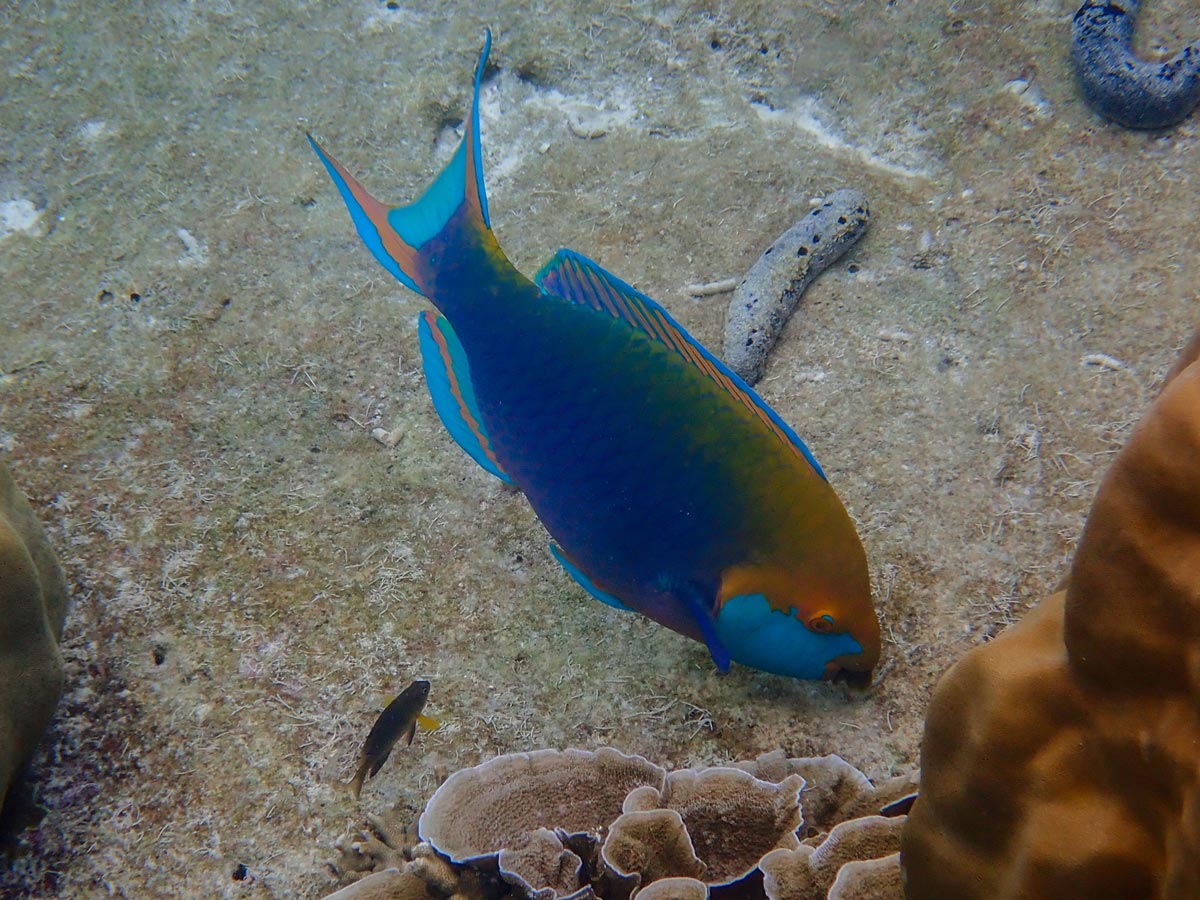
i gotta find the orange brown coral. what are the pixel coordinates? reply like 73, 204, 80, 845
902, 327, 1200, 899
0, 460, 69, 809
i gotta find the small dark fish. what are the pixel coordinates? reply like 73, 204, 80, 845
348, 679, 437, 800
880, 792, 918, 818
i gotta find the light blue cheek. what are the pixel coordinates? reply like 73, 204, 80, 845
715, 594, 863, 680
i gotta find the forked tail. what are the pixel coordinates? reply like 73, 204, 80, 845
307, 31, 496, 298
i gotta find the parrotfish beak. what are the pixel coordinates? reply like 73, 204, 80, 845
822, 612, 882, 687
826, 662, 875, 688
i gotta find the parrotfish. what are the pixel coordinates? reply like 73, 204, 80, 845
308, 32, 881, 683
348, 679, 439, 800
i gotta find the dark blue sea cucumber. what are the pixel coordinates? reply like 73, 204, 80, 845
1071, 0, 1200, 129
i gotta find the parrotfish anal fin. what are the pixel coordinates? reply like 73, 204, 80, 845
535, 249, 826, 478
549, 543, 635, 613
679, 582, 732, 673
418, 310, 514, 484
307, 31, 494, 297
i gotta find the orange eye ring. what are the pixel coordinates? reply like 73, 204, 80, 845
809, 613, 836, 633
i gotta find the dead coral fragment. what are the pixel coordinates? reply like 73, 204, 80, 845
419, 748, 666, 863
902, 326, 1200, 899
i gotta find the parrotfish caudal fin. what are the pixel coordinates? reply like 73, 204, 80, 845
306, 31, 495, 297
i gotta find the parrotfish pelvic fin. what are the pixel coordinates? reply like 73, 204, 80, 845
417, 310, 513, 483
536, 249, 827, 478
307, 30, 495, 298
678, 582, 732, 673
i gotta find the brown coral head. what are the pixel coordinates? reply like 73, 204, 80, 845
902, 326, 1200, 900
0, 460, 69, 811
418, 748, 666, 863
1064, 340, 1200, 693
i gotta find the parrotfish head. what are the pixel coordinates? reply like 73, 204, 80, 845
717, 564, 881, 684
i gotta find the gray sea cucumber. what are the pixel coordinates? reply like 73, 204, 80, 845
1071, 0, 1200, 129
723, 189, 869, 386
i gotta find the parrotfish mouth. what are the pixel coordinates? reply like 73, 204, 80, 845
827, 666, 874, 689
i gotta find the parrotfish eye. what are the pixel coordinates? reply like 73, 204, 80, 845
808, 614, 836, 633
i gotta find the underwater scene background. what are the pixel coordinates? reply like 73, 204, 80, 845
2, 0, 1198, 896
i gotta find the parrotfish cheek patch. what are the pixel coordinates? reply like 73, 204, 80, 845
1071, 0, 1200, 129
714, 594, 863, 680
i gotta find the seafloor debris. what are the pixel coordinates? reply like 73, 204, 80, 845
722, 190, 869, 386
902, 326, 1200, 898
324, 747, 915, 900
1071, 0, 1200, 129
0, 460, 69, 809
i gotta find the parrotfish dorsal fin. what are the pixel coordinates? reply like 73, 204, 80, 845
536, 249, 827, 478
417, 310, 513, 484
307, 30, 495, 298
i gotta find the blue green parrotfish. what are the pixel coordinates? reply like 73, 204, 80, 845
308, 32, 881, 683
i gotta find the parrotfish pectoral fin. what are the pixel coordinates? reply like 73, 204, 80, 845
549, 543, 635, 612
416, 713, 441, 731
679, 582, 732, 673
307, 30, 495, 297
418, 310, 513, 483
535, 249, 826, 478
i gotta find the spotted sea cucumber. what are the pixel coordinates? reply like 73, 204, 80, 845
1071, 0, 1200, 129
722, 189, 869, 386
